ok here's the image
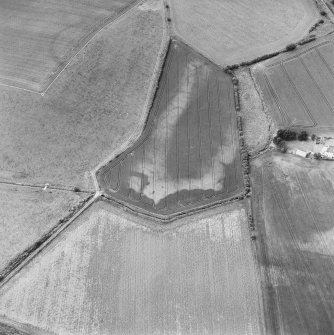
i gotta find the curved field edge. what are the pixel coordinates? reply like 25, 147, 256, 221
168, 0, 319, 67
41, 0, 144, 94
0, 0, 143, 93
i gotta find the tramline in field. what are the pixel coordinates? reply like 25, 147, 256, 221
98, 40, 243, 217
253, 35, 334, 130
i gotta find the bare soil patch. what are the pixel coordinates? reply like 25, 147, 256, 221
98, 40, 243, 217
253, 33, 334, 133
0, 7, 163, 190
0, 0, 139, 92
252, 152, 334, 334
0, 200, 263, 335
170, 0, 318, 66
0, 183, 87, 273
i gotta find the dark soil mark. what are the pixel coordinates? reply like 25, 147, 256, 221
97, 40, 243, 217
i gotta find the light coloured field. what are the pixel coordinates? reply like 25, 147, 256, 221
252, 152, 334, 334
98, 40, 243, 217
0, 6, 163, 190
253, 35, 334, 131
0, 0, 139, 92
170, 0, 318, 65
0, 183, 87, 272
0, 200, 264, 335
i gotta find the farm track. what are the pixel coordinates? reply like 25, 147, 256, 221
0, 0, 144, 93
41, 0, 144, 94
0, 180, 93, 194
97, 39, 244, 218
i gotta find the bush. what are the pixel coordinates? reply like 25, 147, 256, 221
311, 134, 316, 141
273, 136, 282, 145
314, 152, 322, 160
320, 10, 327, 16
278, 141, 287, 153
298, 130, 308, 141
286, 43, 297, 51
277, 129, 297, 141
73, 186, 81, 192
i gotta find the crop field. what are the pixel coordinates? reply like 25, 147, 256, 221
170, 0, 317, 66
98, 40, 243, 217
0, 200, 263, 335
253, 36, 334, 131
0, 6, 163, 190
252, 152, 334, 334
0, 183, 87, 273
0, 0, 139, 92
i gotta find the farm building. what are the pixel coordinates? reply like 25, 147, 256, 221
320, 146, 334, 159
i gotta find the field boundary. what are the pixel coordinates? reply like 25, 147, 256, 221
0, 194, 96, 288
0, 0, 145, 94
101, 190, 246, 223
91, 4, 169, 192
95, 38, 245, 219
0, 180, 93, 194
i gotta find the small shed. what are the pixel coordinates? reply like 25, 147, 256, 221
295, 149, 308, 158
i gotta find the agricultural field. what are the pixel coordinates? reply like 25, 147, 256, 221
0, 6, 163, 190
0, 0, 139, 92
0, 183, 88, 273
169, 0, 318, 66
252, 152, 334, 334
0, 200, 264, 335
98, 40, 243, 217
253, 34, 334, 132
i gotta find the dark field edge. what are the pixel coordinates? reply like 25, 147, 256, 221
96, 37, 247, 220
0, 194, 94, 288
101, 190, 247, 224
0, 315, 53, 335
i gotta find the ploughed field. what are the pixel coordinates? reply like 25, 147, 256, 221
252, 152, 334, 334
253, 35, 334, 130
0, 0, 138, 92
170, 0, 317, 66
0, 200, 263, 335
98, 40, 243, 217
